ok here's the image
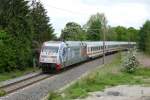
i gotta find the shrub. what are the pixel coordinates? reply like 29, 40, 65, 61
0, 30, 33, 72
48, 92, 62, 100
0, 89, 6, 97
122, 49, 139, 73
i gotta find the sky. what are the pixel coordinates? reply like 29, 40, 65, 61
40, 0, 150, 37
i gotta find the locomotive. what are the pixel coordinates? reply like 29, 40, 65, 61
39, 41, 136, 72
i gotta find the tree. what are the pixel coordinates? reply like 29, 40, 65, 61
61, 22, 86, 41
113, 26, 128, 41
127, 27, 138, 42
107, 26, 138, 42
30, 0, 54, 44
0, 0, 55, 72
106, 26, 117, 41
139, 20, 150, 54
84, 13, 107, 41
0, 0, 33, 71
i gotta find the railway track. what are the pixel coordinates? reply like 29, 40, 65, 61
0, 52, 119, 96
0, 73, 51, 94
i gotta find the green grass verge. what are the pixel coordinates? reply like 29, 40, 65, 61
48, 53, 150, 100
0, 67, 39, 82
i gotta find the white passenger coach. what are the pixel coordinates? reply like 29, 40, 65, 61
39, 41, 136, 72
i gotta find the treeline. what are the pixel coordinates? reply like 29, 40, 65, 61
60, 13, 139, 42
0, 0, 55, 72
60, 13, 150, 54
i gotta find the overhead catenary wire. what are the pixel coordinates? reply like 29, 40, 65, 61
33, 1, 107, 31
43, 3, 89, 16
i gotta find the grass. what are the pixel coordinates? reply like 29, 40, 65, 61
0, 67, 39, 82
48, 53, 150, 100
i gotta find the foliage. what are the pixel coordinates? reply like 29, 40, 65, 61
0, 89, 6, 97
48, 92, 63, 100
138, 20, 150, 54
0, 0, 54, 72
122, 50, 139, 73
107, 26, 138, 41
114, 26, 128, 41
106, 26, 118, 41
61, 22, 87, 41
31, 1, 54, 44
83, 13, 138, 41
84, 13, 107, 41
0, 0, 33, 72
127, 27, 139, 42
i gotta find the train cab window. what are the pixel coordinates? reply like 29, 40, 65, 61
42, 46, 58, 53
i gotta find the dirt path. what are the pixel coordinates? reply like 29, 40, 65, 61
77, 85, 150, 100
137, 53, 150, 68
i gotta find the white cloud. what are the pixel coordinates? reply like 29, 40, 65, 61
40, 0, 150, 37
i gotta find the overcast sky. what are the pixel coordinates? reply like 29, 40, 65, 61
40, 0, 150, 37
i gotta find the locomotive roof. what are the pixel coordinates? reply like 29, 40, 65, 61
43, 41, 136, 47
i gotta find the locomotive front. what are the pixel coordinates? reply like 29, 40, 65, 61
39, 42, 62, 72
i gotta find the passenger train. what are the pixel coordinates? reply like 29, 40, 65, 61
39, 41, 136, 72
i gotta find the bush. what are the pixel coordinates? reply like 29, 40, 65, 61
48, 92, 62, 100
122, 49, 139, 73
0, 30, 33, 72
0, 89, 6, 97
